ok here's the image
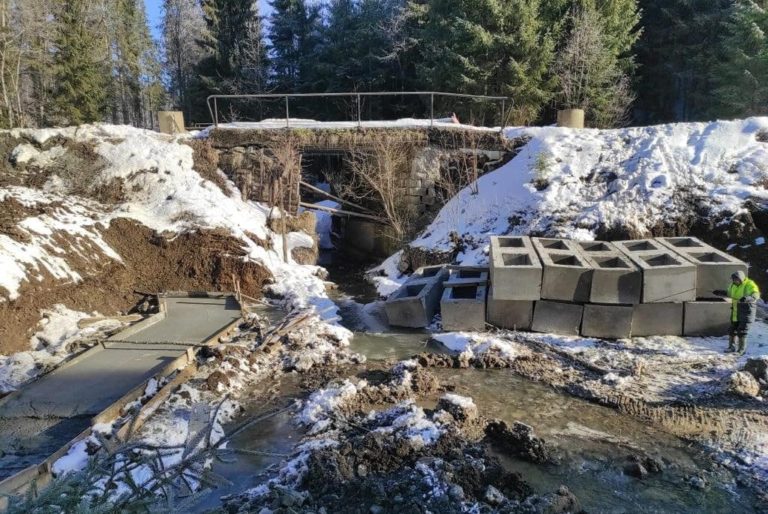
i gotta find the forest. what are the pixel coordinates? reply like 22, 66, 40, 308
0, 0, 766, 129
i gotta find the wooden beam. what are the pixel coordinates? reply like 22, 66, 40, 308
299, 181, 375, 214
299, 201, 388, 224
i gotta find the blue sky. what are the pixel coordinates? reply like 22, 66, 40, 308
143, 0, 273, 41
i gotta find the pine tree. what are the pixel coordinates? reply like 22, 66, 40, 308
199, 0, 269, 95
52, 0, 109, 125
110, 0, 161, 126
711, 0, 768, 117
634, 0, 731, 122
162, 0, 210, 122
554, 7, 635, 127
268, 0, 322, 92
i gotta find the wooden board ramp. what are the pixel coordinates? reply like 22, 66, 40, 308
0, 292, 242, 508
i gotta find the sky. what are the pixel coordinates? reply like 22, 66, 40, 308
143, 0, 273, 42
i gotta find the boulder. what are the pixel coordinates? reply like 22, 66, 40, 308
726, 371, 760, 398
743, 357, 768, 383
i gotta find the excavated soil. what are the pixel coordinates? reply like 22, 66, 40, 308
0, 218, 272, 354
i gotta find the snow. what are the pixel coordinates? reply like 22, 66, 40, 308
441, 393, 476, 410
432, 332, 526, 361
202, 118, 497, 133
298, 379, 366, 434
377, 118, 768, 286
307, 200, 338, 249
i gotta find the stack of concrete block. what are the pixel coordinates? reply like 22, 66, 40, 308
440, 268, 488, 331
614, 239, 697, 303
655, 236, 746, 336
486, 236, 541, 330
385, 265, 448, 328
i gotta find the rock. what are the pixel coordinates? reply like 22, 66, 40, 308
448, 484, 465, 501
744, 357, 768, 382
624, 462, 648, 479
206, 370, 230, 391
484, 485, 505, 505
726, 371, 760, 398
369, 505, 383, 514
689, 475, 707, 490
643, 456, 665, 474
485, 420, 551, 464
436, 394, 478, 423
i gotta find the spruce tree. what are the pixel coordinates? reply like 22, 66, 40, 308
268, 0, 322, 92
199, 0, 269, 95
52, 0, 109, 125
711, 0, 768, 117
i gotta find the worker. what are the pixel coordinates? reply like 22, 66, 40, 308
715, 271, 761, 355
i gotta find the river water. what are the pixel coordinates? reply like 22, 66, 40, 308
189, 252, 760, 512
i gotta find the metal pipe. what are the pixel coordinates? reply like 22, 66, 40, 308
213, 98, 218, 127
430, 93, 434, 128
284, 96, 289, 128
356, 93, 361, 128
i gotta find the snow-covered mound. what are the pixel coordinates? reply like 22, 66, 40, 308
384, 118, 768, 278
0, 124, 345, 361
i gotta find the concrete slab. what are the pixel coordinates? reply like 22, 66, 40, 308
440, 284, 487, 331
589, 254, 642, 305
0, 293, 241, 481
489, 236, 542, 301
683, 299, 732, 337
531, 300, 584, 336
631, 303, 684, 337
581, 304, 633, 339
656, 237, 748, 298
486, 287, 533, 330
531, 238, 594, 303
385, 266, 448, 328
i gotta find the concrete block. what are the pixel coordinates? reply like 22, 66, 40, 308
576, 240, 615, 255
631, 303, 683, 337
531, 238, 593, 303
589, 254, 642, 304
486, 286, 533, 330
616, 250, 696, 303
444, 268, 489, 287
581, 304, 633, 339
531, 300, 584, 336
489, 236, 542, 301
683, 299, 732, 337
441, 284, 488, 331
613, 239, 665, 255
656, 237, 748, 298
385, 266, 448, 328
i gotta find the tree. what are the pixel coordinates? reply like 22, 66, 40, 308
162, 0, 209, 122
711, 0, 768, 118
554, 7, 635, 127
199, 0, 268, 92
268, 0, 322, 92
52, 0, 110, 125
110, 0, 163, 127
634, 0, 731, 123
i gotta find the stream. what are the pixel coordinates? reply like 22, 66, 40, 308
190, 251, 760, 512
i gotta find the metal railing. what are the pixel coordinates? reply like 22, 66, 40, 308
206, 91, 510, 129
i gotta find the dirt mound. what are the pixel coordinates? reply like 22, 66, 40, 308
0, 218, 272, 354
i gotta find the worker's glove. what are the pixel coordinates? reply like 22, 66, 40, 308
712, 289, 727, 297
741, 296, 757, 304
740, 297, 747, 303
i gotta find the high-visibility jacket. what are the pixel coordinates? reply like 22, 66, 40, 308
727, 278, 761, 322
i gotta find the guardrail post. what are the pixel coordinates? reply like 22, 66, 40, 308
500, 98, 506, 132
430, 93, 434, 127
356, 93, 362, 129
285, 96, 290, 128
213, 98, 219, 127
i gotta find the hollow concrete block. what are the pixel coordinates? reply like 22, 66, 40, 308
531, 238, 593, 303
531, 300, 584, 336
581, 304, 633, 339
613, 239, 665, 255
631, 303, 683, 337
385, 266, 448, 328
489, 236, 542, 301
588, 253, 642, 305
440, 284, 488, 331
444, 268, 489, 287
616, 249, 696, 303
683, 299, 732, 337
656, 237, 748, 298
486, 286, 534, 330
